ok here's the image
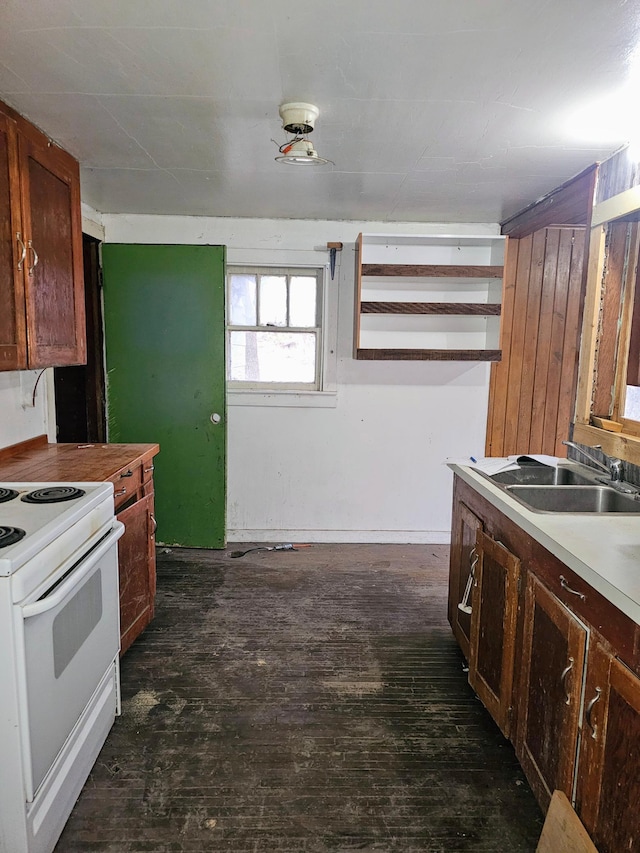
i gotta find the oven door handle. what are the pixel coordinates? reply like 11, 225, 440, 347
22, 522, 125, 618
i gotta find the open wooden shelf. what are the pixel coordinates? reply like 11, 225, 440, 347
356, 348, 502, 361
355, 233, 506, 361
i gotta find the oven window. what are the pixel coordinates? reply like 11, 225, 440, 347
53, 569, 103, 678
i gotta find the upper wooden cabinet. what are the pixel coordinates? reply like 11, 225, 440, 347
0, 100, 85, 371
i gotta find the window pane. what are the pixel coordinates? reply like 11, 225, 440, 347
259, 276, 287, 327
289, 276, 317, 327
229, 274, 256, 325
229, 331, 316, 383
624, 385, 640, 420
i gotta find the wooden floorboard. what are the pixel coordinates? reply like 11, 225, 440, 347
55, 543, 543, 852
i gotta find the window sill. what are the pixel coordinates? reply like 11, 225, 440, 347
573, 421, 640, 466
227, 389, 338, 408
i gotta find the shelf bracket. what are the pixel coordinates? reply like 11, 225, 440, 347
327, 242, 343, 280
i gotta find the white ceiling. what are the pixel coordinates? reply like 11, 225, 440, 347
1, 0, 639, 223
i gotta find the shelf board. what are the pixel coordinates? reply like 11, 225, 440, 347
361, 301, 501, 316
362, 263, 504, 278
356, 348, 502, 362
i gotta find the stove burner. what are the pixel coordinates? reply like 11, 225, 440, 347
0, 526, 26, 548
21, 486, 86, 504
0, 488, 19, 503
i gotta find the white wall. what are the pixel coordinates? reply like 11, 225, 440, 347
103, 214, 499, 543
0, 369, 54, 449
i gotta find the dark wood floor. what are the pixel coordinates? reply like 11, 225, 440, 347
56, 543, 543, 852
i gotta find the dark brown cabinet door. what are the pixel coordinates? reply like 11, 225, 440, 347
516, 574, 587, 810
468, 529, 520, 738
0, 113, 26, 370
448, 498, 482, 660
18, 133, 85, 368
577, 645, 640, 852
117, 492, 156, 655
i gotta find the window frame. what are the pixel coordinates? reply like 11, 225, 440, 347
574, 185, 640, 464
226, 264, 326, 393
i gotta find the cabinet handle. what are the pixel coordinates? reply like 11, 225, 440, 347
144, 465, 154, 473
457, 548, 477, 615
27, 240, 39, 276
120, 469, 134, 478
559, 575, 586, 601
560, 657, 574, 705
114, 487, 127, 496
150, 513, 157, 536
16, 232, 26, 271
585, 687, 602, 739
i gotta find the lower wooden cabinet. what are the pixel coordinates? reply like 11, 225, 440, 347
448, 500, 482, 659
516, 574, 588, 809
469, 530, 520, 738
116, 492, 157, 656
449, 473, 640, 851
576, 644, 640, 852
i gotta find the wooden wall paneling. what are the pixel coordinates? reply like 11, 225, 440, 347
541, 229, 574, 454
513, 231, 546, 453
595, 149, 640, 204
622, 228, 640, 393
530, 229, 562, 452
555, 229, 587, 455
486, 236, 519, 456
575, 226, 607, 425
591, 222, 629, 418
501, 165, 597, 238
500, 235, 534, 453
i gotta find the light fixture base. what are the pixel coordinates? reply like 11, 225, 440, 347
279, 102, 319, 134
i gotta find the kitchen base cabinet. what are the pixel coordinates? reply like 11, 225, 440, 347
469, 529, 520, 738
117, 492, 156, 655
576, 645, 640, 853
449, 472, 640, 848
516, 574, 588, 810
448, 499, 482, 660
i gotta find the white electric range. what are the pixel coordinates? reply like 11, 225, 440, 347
0, 482, 124, 853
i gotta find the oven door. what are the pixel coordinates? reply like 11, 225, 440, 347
17, 522, 124, 800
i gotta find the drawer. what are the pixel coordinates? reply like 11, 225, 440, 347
141, 451, 156, 485
109, 462, 142, 509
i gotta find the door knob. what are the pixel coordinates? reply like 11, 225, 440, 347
210, 413, 221, 424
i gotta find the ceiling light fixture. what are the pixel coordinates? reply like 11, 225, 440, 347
274, 102, 331, 166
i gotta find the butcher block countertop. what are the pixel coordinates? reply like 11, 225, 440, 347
0, 435, 159, 483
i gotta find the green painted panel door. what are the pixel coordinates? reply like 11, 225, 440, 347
102, 244, 226, 548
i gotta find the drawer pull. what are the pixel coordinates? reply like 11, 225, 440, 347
114, 487, 127, 497
560, 657, 574, 705
559, 575, 586, 601
120, 469, 134, 478
144, 465, 155, 473
150, 513, 157, 536
586, 687, 602, 739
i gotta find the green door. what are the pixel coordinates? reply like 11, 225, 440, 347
102, 244, 226, 548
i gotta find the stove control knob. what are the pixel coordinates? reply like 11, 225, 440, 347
210, 413, 222, 425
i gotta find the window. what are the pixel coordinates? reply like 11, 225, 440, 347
227, 266, 323, 390
574, 184, 640, 461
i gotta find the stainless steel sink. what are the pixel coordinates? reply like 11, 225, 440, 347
505, 485, 640, 514
491, 466, 595, 486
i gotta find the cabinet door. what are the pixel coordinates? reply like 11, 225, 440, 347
516, 574, 588, 810
468, 530, 520, 738
117, 492, 156, 655
18, 133, 85, 368
0, 112, 26, 369
577, 645, 640, 852
448, 499, 482, 660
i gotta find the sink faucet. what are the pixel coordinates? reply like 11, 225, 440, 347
562, 441, 624, 482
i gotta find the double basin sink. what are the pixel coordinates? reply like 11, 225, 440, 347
484, 463, 640, 514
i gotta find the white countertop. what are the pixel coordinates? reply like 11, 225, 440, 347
449, 463, 640, 625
